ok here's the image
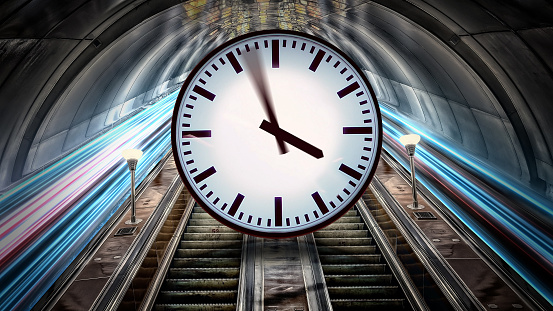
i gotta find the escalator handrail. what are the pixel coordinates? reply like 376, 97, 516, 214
138, 191, 194, 311
356, 196, 430, 311
369, 175, 484, 311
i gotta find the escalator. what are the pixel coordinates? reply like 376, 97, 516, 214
153, 203, 244, 311
314, 205, 412, 310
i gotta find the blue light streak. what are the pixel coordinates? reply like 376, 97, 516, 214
0, 91, 178, 310
380, 107, 553, 306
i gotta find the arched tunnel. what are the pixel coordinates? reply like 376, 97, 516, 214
1, 0, 553, 310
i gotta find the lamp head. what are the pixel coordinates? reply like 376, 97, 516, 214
399, 134, 420, 157
121, 149, 142, 171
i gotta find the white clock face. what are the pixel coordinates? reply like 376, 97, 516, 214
172, 30, 381, 238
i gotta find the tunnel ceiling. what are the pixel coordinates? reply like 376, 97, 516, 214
1, 0, 553, 202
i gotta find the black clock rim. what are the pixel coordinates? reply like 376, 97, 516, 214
171, 29, 383, 239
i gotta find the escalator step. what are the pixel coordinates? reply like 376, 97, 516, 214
331, 298, 406, 310
322, 263, 386, 274
186, 226, 238, 233
325, 274, 393, 286
314, 230, 369, 238
180, 240, 242, 249
175, 248, 241, 258
157, 290, 238, 304
162, 278, 239, 290
167, 267, 239, 279
315, 238, 373, 246
327, 286, 401, 299
182, 233, 243, 240
319, 254, 382, 264
317, 245, 377, 255
154, 303, 236, 311
187, 219, 224, 226
171, 257, 241, 268
333, 216, 362, 223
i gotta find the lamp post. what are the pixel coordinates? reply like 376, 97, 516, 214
121, 149, 143, 225
399, 134, 424, 210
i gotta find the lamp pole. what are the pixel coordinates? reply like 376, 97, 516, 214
399, 134, 424, 210
122, 149, 143, 225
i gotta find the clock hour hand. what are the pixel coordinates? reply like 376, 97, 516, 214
260, 120, 324, 159
245, 51, 288, 154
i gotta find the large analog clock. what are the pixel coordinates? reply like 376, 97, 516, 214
172, 30, 382, 238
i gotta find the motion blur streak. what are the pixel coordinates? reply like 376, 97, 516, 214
380, 106, 553, 306
0, 91, 178, 310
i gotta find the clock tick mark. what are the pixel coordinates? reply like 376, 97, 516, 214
359, 100, 368, 105
365, 137, 373, 142
275, 197, 283, 227
226, 52, 243, 74
257, 218, 262, 226
304, 214, 310, 222
186, 159, 194, 165
349, 181, 357, 187
301, 43, 306, 51
214, 197, 220, 204
340, 68, 347, 74
204, 70, 212, 77
339, 163, 362, 180
334, 61, 340, 68
228, 193, 244, 216
183, 113, 191, 118
326, 55, 332, 62
182, 141, 190, 146
193, 85, 216, 101
199, 184, 207, 191
182, 130, 212, 138
292, 41, 297, 48
358, 164, 366, 170
309, 49, 326, 72
361, 156, 369, 161
312, 191, 329, 215
337, 195, 343, 202
330, 201, 336, 208
343, 188, 351, 195
356, 91, 364, 97
245, 44, 250, 52
207, 191, 213, 198
193, 166, 217, 183
189, 95, 197, 101
364, 147, 372, 152
254, 41, 259, 49
264, 40, 268, 48
364, 119, 372, 124
219, 58, 225, 65
282, 40, 287, 47
346, 75, 353, 81
309, 46, 315, 54
199, 78, 206, 85
211, 64, 218, 71
247, 215, 253, 223
183, 150, 192, 156
343, 127, 372, 135
182, 123, 190, 128
362, 109, 371, 114
313, 211, 319, 219
236, 48, 241, 55
286, 218, 290, 226
272, 39, 279, 68
222, 203, 227, 211
267, 219, 271, 227
186, 104, 194, 109
337, 82, 360, 98
238, 212, 244, 220
190, 168, 197, 174
295, 216, 301, 225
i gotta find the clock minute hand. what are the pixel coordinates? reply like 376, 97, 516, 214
244, 51, 288, 154
260, 120, 324, 159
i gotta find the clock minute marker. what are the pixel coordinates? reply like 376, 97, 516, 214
182, 130, 212, 138
309, 49, 326, 72
312, 191, 329, 215
226, 52, 243, 74
192, 85, 216, 101
275, 197, 283, 227
343, 127, 373, 135
339, 163, 362, 181
193, 166, 217, 183
337, 81, 360, 98
228, 193, 245, 217
272, 39, 279, 68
